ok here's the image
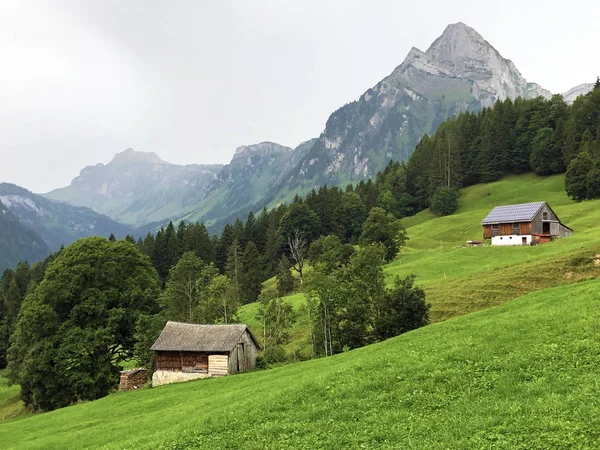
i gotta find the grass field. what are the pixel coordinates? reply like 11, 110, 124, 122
238, 173, 600, 348
2, 172, 600, 448
1, 278, 600, 448
0, 371, 26, 421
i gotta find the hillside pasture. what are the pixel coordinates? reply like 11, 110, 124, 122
1, 279, 600, 448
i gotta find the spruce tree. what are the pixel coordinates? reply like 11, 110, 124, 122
276, 256, 295, 296
225, 238, 242, 298
239, 242, 263, 304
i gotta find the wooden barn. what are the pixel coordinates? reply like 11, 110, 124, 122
150, 322, 261, 386
482, 201, 572, 246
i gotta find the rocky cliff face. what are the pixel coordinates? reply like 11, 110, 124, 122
287, 22, 551, 188
0, 183, 131, 251
47, 149, 223, 226
562, 83, 594, 104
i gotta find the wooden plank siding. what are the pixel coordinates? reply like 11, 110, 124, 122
483, 224, 492, 239
483, 222, 532, 239
155, 351, 211, 372
208, 355, 228, 376
520, 222, 532, 235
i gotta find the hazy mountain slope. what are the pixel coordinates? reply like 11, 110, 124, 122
46, 149, 223, 227
286, 22, 551, 189
0, 183, 131, 251
0, 202, 51, 272
178, 140, 315, 226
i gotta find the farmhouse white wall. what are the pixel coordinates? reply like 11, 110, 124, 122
491, 235, 531, 246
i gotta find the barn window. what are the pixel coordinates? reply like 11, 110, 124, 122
512, 223, 519, 235
543, 212, 548, 220
492, 224, 499, 236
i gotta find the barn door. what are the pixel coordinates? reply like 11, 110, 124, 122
237, 343, 245, 371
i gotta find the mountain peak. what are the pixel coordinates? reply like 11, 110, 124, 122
232, 142, 292, 159
426, 22, 491, 64
109, 148, 168, 166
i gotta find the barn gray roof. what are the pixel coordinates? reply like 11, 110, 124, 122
150, 322, 261, 352
481, 201, 546, 225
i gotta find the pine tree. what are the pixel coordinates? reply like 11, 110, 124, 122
586, 156, 600, 198
562, 118, 578, 166
276, 256, 294, 296
225, 238, 242, 298
239, 242, 263, 304
216, 224, 235, 273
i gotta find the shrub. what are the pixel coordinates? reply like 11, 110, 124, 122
430, 187, 460, 216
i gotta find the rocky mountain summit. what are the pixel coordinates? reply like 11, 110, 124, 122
287, 22, 552, 188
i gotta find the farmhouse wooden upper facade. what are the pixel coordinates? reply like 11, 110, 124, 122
150, 322, 261, 386
481, 201, 572, 246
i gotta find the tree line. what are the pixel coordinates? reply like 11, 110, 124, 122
404, 79, 600, 211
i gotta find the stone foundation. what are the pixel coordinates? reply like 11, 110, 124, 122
152, 370, 211, 387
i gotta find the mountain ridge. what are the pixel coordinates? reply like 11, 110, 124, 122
0, 182, 131, 251
41, 22, 594, 233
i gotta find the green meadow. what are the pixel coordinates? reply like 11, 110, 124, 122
1, 277, 599, 448
2, 172, 600, 448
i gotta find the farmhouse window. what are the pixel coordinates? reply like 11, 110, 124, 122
512, 223, 520, 235
492, 224, 498, 236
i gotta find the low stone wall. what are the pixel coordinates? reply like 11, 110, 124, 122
152, 370, 211, 387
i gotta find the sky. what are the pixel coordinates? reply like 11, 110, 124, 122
1, 0, 598, 193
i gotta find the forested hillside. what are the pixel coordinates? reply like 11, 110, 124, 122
404, 79, 600, 212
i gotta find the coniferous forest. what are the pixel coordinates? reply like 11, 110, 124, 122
2, 81, 600, 411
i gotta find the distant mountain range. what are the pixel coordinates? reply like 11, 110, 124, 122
0, 201, 51, 273
46, 148, 223, 227
42, 23, 593, 234
0, 183, 131, 271
2, 22, 594, 270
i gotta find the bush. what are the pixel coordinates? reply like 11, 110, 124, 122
430, 187, 460, 216
254, 354, 268, 370
262, 346, 287, 365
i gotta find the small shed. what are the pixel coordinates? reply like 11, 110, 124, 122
481, 201, 572, 246
119, 368, 148, 391
150, 322, 261, 387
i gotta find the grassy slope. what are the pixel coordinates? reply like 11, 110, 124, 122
0, 371, 26, 421
1, 278, 600, 448
240, 174, 600, 327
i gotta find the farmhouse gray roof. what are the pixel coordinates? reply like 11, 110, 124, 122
150, 322, 260, 352
481, 202, 546, 225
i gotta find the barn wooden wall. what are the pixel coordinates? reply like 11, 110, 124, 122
155, 351, 212, 371
228, 330, 259, 374
483, 222, 532, 238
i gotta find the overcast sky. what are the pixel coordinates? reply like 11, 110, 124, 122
1, 0, 598, 193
